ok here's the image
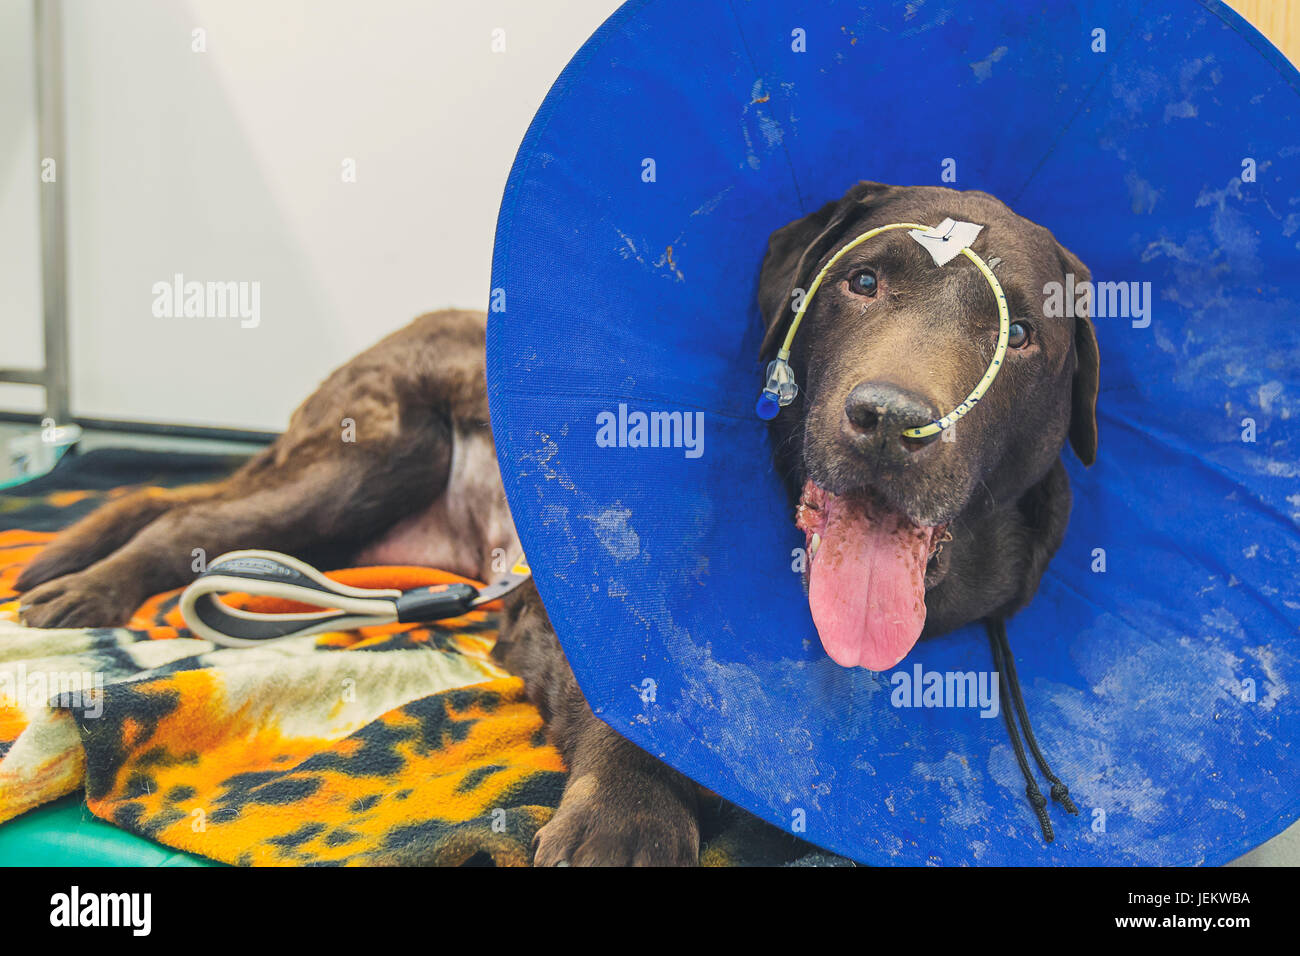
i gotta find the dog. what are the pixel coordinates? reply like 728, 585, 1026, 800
15, 181, 1097, 865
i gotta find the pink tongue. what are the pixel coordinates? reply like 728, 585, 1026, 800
806, 495, 933, 671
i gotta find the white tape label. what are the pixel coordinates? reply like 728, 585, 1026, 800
909, 218, 984, 267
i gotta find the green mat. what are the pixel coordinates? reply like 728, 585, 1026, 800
0, 795, 215, 867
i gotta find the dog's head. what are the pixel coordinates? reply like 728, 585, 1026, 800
758, 181, 1099, 670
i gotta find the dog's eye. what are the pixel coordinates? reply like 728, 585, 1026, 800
1008, 321, 1032, 349
849, 269, 878, 297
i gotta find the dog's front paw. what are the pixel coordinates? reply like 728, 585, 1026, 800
14, 542, 92, 593
533, 771, 699, 866
18, 571, 138, 629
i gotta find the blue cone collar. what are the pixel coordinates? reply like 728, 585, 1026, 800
487, 0, 1300, 865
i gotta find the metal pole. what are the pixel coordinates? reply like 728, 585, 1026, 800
34, 0, 70, 424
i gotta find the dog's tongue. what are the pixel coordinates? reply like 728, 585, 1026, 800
800, 488, 935, 671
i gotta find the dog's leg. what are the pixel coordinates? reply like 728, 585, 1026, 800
496, 584, 701, 866
18, 428, 450, 629
14, 478, 235, 592
18, 310, 491, 629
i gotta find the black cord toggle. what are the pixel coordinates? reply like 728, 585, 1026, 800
986, 617, 1078, 843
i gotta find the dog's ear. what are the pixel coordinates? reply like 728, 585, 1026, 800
1057, 242, 1099, 466
758, 181, 894, 361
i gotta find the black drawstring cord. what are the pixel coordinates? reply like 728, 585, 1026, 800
986, 618, 1078, 842
987, 621, 1053, 841
993, 618, 1080, 815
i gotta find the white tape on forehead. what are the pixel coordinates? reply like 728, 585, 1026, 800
760, 219, 1009, 438
908, 218, 984, 266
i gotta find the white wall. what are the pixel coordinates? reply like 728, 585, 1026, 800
0, 0, 43, 411
0, 0, 622, 430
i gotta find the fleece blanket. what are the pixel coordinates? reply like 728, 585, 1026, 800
0, 448, 844, 866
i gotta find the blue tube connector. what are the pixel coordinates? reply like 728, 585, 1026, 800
756, 358, 798, 420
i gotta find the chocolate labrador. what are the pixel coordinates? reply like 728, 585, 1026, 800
16, 181, 1097, 865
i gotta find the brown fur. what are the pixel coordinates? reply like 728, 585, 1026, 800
17, 311, 480, 624
759, 182, 1098, 633
15, 183, 1097, 865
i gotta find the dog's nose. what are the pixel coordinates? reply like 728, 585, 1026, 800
844, 382, 938, 441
